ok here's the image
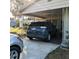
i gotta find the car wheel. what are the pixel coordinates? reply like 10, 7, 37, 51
28, 37, 33, 40
10, 47, 20, 59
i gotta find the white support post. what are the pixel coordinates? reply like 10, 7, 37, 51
61, 7, 69, 48
19, 16, 24, 28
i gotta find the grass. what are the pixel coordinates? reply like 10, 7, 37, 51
45, 47, 69, 59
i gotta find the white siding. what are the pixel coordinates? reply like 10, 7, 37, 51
22, 0, 69, 14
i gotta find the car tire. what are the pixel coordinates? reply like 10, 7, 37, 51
10, 46, 20, 59
28, 37, 33, 40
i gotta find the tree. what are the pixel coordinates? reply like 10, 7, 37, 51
10, 0, 37, 15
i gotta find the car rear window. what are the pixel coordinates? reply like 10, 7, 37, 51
30, 22, 51, 26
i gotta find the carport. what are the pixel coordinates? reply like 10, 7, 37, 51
10, 0, 69, 47
22, 8, 63, 44
22, 7, 69, 46
19, 8, 69, 59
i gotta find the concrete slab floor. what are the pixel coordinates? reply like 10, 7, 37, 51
20, 37, 60, 59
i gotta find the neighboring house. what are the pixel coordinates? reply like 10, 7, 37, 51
10, 18, 16, 27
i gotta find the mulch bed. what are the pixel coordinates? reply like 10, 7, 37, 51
45, 47, 69, 59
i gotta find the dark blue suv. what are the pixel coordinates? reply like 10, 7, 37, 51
27, 22, 57, 41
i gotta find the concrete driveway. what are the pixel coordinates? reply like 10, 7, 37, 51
20, 37, 60, 59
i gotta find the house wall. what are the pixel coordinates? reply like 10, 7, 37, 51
22, 0, 69, 14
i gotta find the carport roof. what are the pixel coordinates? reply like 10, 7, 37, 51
22, 9, 62, 19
